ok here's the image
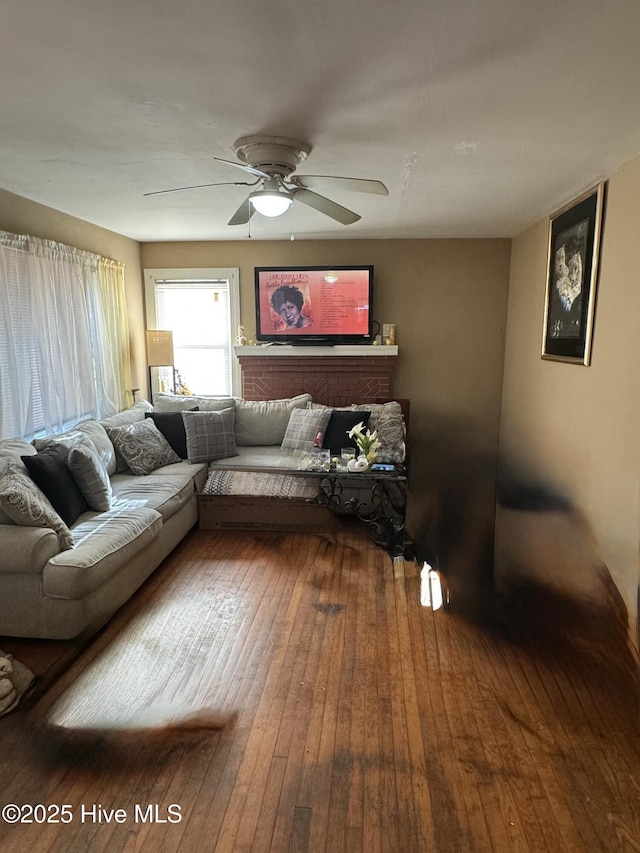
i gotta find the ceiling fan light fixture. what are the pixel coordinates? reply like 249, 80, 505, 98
249, 189, 293, 217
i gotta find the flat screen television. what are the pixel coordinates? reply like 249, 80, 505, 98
254, 265, 374, 345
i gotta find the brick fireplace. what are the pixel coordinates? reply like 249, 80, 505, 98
235, 345, 398, 407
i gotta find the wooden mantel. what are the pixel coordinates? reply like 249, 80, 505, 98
234, 345, 399, 406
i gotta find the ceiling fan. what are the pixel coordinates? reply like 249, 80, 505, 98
144, 135, 388, 226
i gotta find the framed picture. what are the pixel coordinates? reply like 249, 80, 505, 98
541, 182, 606, 365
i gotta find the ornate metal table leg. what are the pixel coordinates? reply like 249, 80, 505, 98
317, 475, 407, 557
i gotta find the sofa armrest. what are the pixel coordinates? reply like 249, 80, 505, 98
0, 525, 61, 575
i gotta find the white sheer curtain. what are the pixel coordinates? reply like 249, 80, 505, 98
97, 257, 132, 414
0, 231, 130, 440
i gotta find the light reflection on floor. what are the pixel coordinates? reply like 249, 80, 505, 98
420, 563, 444, 610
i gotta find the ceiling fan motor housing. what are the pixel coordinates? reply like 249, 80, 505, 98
232, 135, 311, 177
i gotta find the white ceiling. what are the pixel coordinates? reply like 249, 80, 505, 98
3, 0, 640, 242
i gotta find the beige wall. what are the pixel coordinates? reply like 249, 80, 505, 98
0, 188, 147, 395
141, 238, 511, 566
0, 186, 513, 591
498, 156, 640, 645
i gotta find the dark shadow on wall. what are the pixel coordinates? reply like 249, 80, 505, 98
406, 433, 637, 695
405, 416, 499, 622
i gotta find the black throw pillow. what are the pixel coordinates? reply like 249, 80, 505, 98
145, 408, 199, 458
21, 447, 88, 526
322, 410, 371, 455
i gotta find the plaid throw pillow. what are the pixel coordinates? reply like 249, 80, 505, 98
281, 408, 331, 453
67, 441, 112, 511
182, 408, 238, 463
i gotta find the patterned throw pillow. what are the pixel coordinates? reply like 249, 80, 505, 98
106, 419, 181, 475
67, 442, 113, 511
350, 402, 406, 464
0, 461, 74, 550
281, 408, 331, 453
100, 401, 155, 473
182, 409, 237, 464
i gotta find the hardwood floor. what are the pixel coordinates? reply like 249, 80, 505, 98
1, 523, 640, 852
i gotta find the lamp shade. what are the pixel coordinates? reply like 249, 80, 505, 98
249, 190, 293, 217
146, 330, 174, 365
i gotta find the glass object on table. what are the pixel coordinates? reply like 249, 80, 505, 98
337, 447, 356, 471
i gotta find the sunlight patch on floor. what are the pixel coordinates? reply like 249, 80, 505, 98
420, 563, 444, 610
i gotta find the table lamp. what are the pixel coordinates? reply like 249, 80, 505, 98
146, 330, 175, 400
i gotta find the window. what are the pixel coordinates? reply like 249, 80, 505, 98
144, 268, 240, 396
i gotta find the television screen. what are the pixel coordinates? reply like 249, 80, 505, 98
254, 265, 373, 344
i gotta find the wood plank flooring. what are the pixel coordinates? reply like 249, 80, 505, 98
1, 523, 640, 852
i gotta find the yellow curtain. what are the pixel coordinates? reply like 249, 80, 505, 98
98, 257, 132, 411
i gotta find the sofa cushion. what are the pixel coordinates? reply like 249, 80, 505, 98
322, 410, 371, 455
0, 460, 73, 550
106, 419, 181, 475
32, 429, 93, 459
148, 459, 209, 493
281, 408, 331, 453
0, 438, 37, 462
153, 393, 236, 413
110, 473, 194, 522
209, 446, 305, 470
47, 506, 162, 599
235, 394, 312, 446
100, 400, 154, 428
144, 409, 197, 458
182, 409, 237, 463
22, 448, 88, 526
67, 442, 112, 512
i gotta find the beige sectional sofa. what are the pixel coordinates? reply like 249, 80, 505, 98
0, 393, 406, 640
0, 401, 207, 640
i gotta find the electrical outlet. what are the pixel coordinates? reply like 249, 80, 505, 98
382, 324, 393, 338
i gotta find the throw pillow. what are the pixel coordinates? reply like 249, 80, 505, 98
0, 461, 74, 550
75, 420, 118, 475
100, 401, 155, 473
67, 442, 112, 512
21, 447, 88, 526
182, 409, 237, 463
281, 408, 331, 453
350, 402, 406, 464
0, 440, 37, 525
106, 419, 181, 475
234, 394, 312, 446
145, 408, 198, 458
322, 410, 371, 455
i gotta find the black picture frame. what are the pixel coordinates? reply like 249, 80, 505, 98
541, 182, 606, 365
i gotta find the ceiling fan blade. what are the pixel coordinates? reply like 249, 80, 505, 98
144, 180, 257, 197
291, 175, 388, 195
214, 157, 271, 180
291, 188, 361, 225
227, 197, 255, 226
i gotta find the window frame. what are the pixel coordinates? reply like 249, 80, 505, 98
144, 267, 241, 397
